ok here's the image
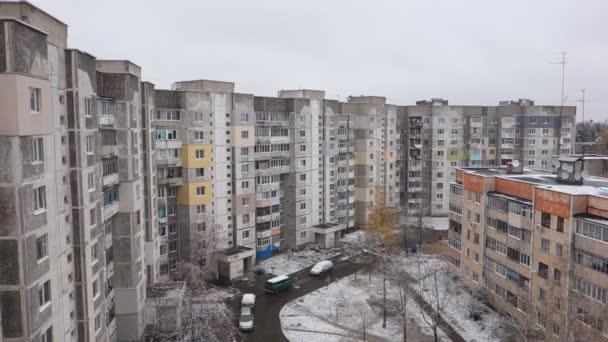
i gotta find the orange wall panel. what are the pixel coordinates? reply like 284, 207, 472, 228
456, 169, 464, 183
495, 178, 533, 200
534, 188, 572, 218
464, 173, 484, 193
588, 196, 608, 219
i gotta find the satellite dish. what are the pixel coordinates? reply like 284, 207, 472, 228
553, 160, 560, 168
561, 171, 569, 179
574, 172, 582, 180
512, 160, 520, 168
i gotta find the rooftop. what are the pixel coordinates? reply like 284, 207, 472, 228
459, 166, 608, 198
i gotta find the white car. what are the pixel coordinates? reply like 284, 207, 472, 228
310, 260, 334, 275
239, 306, 254, 332
241, 293, 256, 308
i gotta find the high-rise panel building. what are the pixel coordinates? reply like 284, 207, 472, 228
448, 160, 608, 340
403, 98, 576, 216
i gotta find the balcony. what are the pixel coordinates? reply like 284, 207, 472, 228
158, 176, 183, 186
99, 115, 114, 127
101, 145, 118, 157
102, 201, 120, 222
102, 172, 119, 188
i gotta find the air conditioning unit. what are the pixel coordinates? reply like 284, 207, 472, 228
536, 224, 544, 230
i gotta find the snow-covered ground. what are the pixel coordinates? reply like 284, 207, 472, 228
256, 248, 341, 276
404, 216, 449, 230
277, 246, 503, 342
280, 272, 448, 342
401, 255, 502, 342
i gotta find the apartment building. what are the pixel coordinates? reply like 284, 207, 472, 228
448, 160, 608, 341
404, 98, 576, 216
0, 3, 150, 341
0, 6, 73, 342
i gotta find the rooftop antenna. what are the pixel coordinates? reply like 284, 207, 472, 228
578, 88, 586, 124
550, 52, 567, 155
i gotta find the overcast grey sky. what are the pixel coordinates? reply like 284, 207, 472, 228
33, 0, 607, 120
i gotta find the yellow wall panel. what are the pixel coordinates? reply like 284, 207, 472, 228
182, 144, 213, 168
177, 181, 214, 205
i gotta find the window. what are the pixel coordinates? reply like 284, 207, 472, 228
195, 112, 204, 121
300, 174, 306, 182
242, 230, 250, 239
88, 172, 95, 191
241, 113, 249, 122
300, 231, 306, 239
241, 164, 249, 173
196, 186, 205, 196
552, 322, 560, 337
554, 268, 561, 282
539, 288, 547, 302
39, 280, 51, 308
30, 87, 41, 112
541, 212, 551, 228
194, 130, 204, 141
300, 130, 306, 137
575, 219, 608, 242
86, 135, 94, 154
167, 187, 176, 197
32, 137, 44, 163
169, 223, 177, 234
90, 207, 96, 226
553, 296, 561, 309
555, 243, 563, 257
300, 216, 306, 225
37, 234, 48, 260
242, 147, 249, 156
92, 278, 99, 298
573, 276, 607, 304
242, 197, 250, 206
41, 326, 52, 342
536, 309, 546, 328
197, 223, 206, 232
169, 241, 177, 251
300, 203, 306, 210
95, 312, 101, 332
243, 214, 250, 224
520, 252, 531, 267
300, 145, 306, 152
241, 131, 249, 139
33, 186, 47, 212
556, 217, 564, 232
195, 149, 204, 159
196, 205, 205, 214
196, 168, 204, 177
541, 239, 550, 252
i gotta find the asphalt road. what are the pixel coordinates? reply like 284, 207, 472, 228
235, 259, 364, 342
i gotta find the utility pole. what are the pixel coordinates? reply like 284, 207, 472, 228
579, 88, 586, 124
551, 52, 567, 154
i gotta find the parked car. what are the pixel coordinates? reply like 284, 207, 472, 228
310, 260, 334, 275
264, 275, 293, 294
241, 293, 256, 308
239, 306, 254, 332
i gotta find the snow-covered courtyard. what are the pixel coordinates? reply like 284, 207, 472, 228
279, 251, 503, 342
280, 272, 447, 342
256, 247, 342, 276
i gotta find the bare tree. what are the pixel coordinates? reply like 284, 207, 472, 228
415, 260, 455, 342
386, 255, 413, 342
146, 262, 238, 342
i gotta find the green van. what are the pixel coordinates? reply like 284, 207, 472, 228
264, 275, 293, 294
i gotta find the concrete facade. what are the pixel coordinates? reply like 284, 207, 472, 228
449, 165, 608, 341
403, 98, 576, 216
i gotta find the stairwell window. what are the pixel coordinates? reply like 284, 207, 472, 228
32, 137, 44, 163
37, 234, 48, 261
86, 135, 94, 155
33, 186, 47, 213
196, 186, 205, 196
38, 280, 51, 309
195, 149, 204, 159
30, 87, 41, 113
